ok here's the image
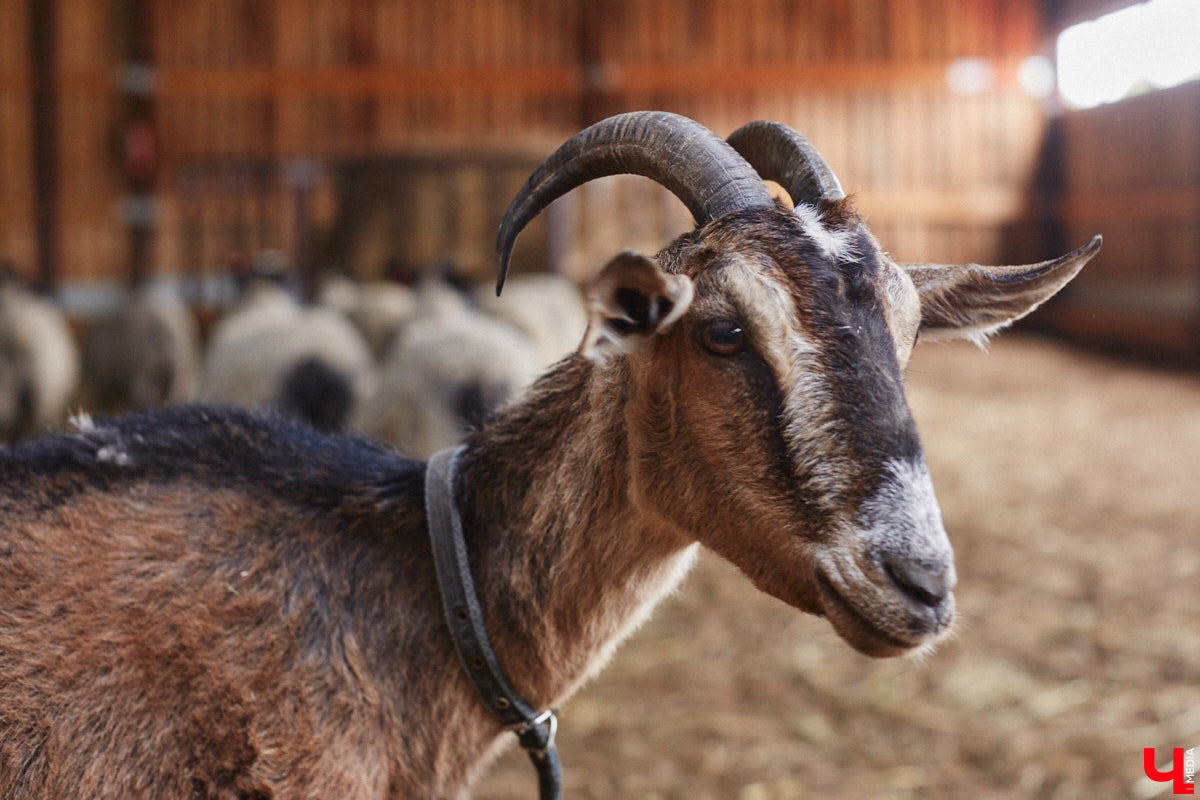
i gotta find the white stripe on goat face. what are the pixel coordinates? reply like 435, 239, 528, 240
794, 203, 860, 263
661, 204, 956, 656
778, 325, 854, 508
723, 215, 953, 615
768, 206, 956, 653
715, 255, 882, 520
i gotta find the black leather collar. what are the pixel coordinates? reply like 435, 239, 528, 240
424, 446, 562, 800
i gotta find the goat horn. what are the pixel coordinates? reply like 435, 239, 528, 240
495, 111, 773, 295
726, 120, 845, 207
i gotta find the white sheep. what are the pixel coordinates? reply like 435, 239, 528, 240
0, 275, 80, 442
353, 309, 541, 458
202, 284, 376, 433
318, 273, 418, 359
473, 272, 587, 370
208, 277, 302, 353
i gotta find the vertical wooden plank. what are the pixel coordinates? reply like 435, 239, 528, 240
28, 0, 59, 289
0, 0, 34, 269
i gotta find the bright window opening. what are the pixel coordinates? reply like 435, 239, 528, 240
1057, 0, 1200, 109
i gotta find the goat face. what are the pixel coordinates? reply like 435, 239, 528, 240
497, 112, 1100, 658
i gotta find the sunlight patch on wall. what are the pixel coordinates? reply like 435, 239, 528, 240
1058, 0, 1200, 109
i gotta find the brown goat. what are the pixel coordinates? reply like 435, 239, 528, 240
0, 113, 1100, 799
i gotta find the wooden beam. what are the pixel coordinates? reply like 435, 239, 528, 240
28, 0, 57, 292
0, 70, 110, 93
1061, 189, 1200, 223
856, 187, 1028, 225
1040, 302, 1200, 366
154, 56, 1036, 99
158, 66, 583, 96
581, 55, 1035, 94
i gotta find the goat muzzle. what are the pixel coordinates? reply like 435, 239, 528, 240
814, 556, 956, 658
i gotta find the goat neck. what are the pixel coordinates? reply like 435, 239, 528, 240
455, 354, 698, 711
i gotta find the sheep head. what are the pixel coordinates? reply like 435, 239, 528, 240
497, 112, 1100, 657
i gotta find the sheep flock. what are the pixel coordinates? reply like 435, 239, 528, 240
0, 260, 585, 458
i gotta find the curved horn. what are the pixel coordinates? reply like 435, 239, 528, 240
726, 120, 845, 208
495, 111, 773, 295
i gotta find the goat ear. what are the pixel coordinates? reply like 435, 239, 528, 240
903, 236, 1101, 345
580, 250, 694, 360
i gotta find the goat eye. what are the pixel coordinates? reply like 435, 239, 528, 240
700, 319, 745, 356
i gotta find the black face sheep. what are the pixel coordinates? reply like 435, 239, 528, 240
201, 275, 376, 434
0, 112, 1100, 798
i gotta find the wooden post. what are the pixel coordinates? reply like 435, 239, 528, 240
117, 0, 158, 287
577, 1, 611, 127
286, 158, 319, 303
28, 0, 58, 293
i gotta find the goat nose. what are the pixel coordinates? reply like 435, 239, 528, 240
883, 556, 956, 607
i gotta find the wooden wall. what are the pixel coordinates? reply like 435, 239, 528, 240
0, 0, 35, 270
0, 0, 123, 283
0, 0, 1049, 289
1034, 82, 1200, 364
1015, 0, 1200, 364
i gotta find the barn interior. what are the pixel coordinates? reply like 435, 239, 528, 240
1, 1, 1197, 798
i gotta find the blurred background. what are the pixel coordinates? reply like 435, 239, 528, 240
1, 0, 1198, 798
2, 0, 1197, 359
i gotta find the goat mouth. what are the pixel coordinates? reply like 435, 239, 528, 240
814, 569, 950, 658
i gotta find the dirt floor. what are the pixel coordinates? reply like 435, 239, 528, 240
479, 334, 1200, 800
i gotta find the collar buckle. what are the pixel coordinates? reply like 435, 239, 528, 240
509, 708, 558, 756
